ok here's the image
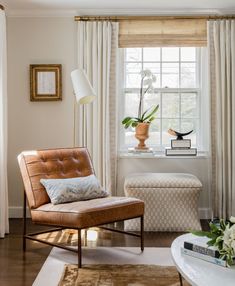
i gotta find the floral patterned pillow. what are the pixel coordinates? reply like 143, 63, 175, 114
40, 175, 108, 205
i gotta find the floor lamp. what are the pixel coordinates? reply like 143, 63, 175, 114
67, 69, 96, 238
71, 68, 96, 146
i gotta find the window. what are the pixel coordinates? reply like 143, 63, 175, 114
119, 47, 208, 151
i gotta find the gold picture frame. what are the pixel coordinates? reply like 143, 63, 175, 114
30, 64, 62, 101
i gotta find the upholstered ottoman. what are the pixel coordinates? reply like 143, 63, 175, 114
124, 173, 202, 231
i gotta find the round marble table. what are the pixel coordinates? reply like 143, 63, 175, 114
171, 233, 235, 286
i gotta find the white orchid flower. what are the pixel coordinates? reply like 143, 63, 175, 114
231, 239, 235, 254
223, 224, 235, 253
230, 216, 235, 224
144, 69, 152, 77
143, 78, 153, 86
140, 69, 152, 78
152, 75, 157, 82
230, 224, 235, 240
140, 70, 147, 77
223, 224, 232, 249
140, 70, 145, 77
148, 86, 154, 93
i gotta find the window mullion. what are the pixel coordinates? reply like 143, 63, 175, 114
160, 91, 163, 147
179, 92, 182, 132
179, 48, 181, 132
141, 48, 144, 115
179, 47, 181, 88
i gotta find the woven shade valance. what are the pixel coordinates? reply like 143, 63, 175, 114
119, 19, 207, 47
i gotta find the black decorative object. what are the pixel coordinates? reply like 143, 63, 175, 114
168, 128, 193, 140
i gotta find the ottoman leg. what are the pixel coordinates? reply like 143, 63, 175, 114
140, 215, 144, 251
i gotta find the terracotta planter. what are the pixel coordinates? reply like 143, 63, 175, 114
135, 122, 150, 150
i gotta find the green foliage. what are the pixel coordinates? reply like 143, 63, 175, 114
191, 219, 235, 266
122, 105, 159, 129
191, 230, 211, 237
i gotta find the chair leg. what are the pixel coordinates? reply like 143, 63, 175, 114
140, 215, 144, 251
78, 229, 82, 268
23, 191, 27, 252
84, 229, 87, 246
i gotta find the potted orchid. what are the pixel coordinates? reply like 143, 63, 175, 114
122, 69, 159, 150
192, 216, 235, 266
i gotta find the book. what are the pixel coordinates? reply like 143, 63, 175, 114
181, 247, 228, 267
165, 147, 197, 156
184, 236, 220, 258
128, 147, 153, 153
171, 139, 191, 149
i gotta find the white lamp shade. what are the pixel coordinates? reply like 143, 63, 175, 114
71, 69, 96, 104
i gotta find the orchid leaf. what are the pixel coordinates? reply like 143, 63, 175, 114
140, 107, 152, 121
122, 117, 132, 124
124, 120, 133, 129
191, 230, 212, 237
142, 105, 159, 122
132, 122, 139, 127
207, 238, 217, 246
220, 219, 227, 230
148, 116, 156, 122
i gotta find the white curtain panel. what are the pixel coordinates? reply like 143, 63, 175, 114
0, 9, 9, 238
208, 20, 235, 218
76, 21, 119, 194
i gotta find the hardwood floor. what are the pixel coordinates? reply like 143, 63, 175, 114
0, 219, 209, 286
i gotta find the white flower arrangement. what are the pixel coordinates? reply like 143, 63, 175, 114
122, 69, 159, 129
192, 216, 235, 266
223, 223, 235, 256
138, 69, 156, 118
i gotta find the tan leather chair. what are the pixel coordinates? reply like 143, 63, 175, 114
18, 147, 144, 267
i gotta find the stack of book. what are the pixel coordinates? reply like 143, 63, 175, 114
182, 236, 235, 267
128, 147, 153, 154
165, 139, 197, 156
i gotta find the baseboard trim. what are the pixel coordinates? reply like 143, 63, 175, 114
9, 206, 30, 218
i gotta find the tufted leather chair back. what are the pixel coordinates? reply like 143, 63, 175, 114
18, 147, 94, 209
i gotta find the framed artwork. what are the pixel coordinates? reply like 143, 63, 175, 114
30, 64, 62, 101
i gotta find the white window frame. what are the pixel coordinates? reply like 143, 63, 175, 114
118, 47, 209, 153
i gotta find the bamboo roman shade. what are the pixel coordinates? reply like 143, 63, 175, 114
119, 18, 207, 47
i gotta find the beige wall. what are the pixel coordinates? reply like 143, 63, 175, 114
7, 16, 212, 218
7, 17, 76, 215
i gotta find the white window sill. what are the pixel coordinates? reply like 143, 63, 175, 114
119, 151, 210, 159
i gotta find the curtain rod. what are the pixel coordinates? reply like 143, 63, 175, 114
75, 15, 235, 21
0, 4, 4, 10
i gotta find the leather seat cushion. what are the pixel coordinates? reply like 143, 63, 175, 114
31, 196, 144, 229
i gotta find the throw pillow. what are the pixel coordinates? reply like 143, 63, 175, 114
40, 174, 108, 205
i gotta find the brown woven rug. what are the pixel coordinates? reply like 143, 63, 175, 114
58, 264, 190, 286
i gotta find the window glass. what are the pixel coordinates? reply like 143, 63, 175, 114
162, 63, 179, 88
121, 47, 200, 150
126, 48, 142, 62
143, 48, 160, 62
181, 47, 196, 61
162, 47, 179, 61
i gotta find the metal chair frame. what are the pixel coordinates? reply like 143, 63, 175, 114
23, 192, 144, 268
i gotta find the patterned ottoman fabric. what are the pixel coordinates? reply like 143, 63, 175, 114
124, 173, 202, 232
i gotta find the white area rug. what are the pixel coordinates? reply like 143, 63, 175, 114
33, 247, 173, 286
